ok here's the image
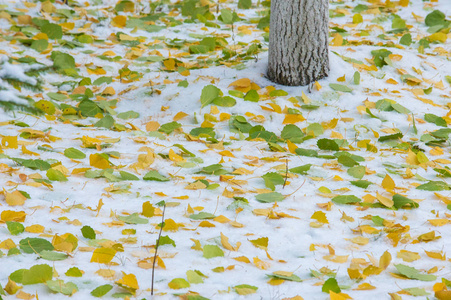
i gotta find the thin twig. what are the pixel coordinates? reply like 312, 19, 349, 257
283, 158, 288, 189
151, 203, 166, 296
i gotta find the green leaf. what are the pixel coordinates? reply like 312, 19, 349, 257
46, 169, 68, 182
168, 278, 190, 289
189, 212, 216, 220
234, 284, 258, 295
117, 213, 148, 224
35, 100, 55, 115
119, 171, 139, 181
91, 284, 113, 297
64, 147, 86, 159
378, 132, 403, 142
93, 76, 113, 86
391, 103, 411, 114
244, 89, 259, 102
190, 127, 216, 139
158, 235, 176, 247
317, 138, 339, 151
295, 148, 318, 157
255, 192, 284, 203
332, 195, 361, 204
6, 221, 24, 235
81, 225, 96, 239
220, 9, 234, 24
262, 172, 285, 191
51, 51, 75, 70
143, 170, 170, 182
117, 111, 139, 119
94, 115, 115, 129
281, 125, 305, 144
186, 270, 204, 284
115, 0, 135, 12
353, 71, 360, 85
425, 10, 446, 27
400, 33, 412, 46
47, 280, 78, 296
12, 158, 51, 171
11, 264, 53, 285
200, 85, 221, 108
393, 194, 419, 209
31, 39, 48, 52
394, 264, 437, 281
350, 180, 372, 188
329, 83, 353, 93
197, 164, 227, 175
322, 278, 341, 293
289, 164, 312, 175
347, 165, 365, 179
337, 155, 358, 167
238, 0, 252, 9
424, 113, 447, 127
39, 250, 69, 261
41, 23, 63, 39
212, 96, 236, 107
78, 100, 102, 117
403, 287, 429, 296
306, 123, 324, 137
266, 273, 302, 282
19, 237, 54, 254
158, 121, 181, 135
202, 245, 224, 259
65, 267, 83, 277
371, 48, 392, 68
416, 181, 450, 191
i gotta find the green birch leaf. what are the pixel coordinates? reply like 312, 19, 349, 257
392, 194, 419, 209
94, 115, 115, 129
262, 172, 284, 191
255, 192, 284, 203
329, 83, 353, 93
46, 168, 68, 182
17, 264, 53, 285
289, 164, 312, 174
347, 165, 365, 179
119, 171, 139, 181
394, 264, 437, 281
81, 226, 96, 239
143, 170, 170, 181
200, 85, 220, 107
117, 111, 139, 119
39, 250, 69, 261
65, 267, 83, 277
317, 138, 339, 151
158, 121, 181, 135
12, 158, 51, 171
234, 284, 258, 295
267, 272, 302, 282
322, 278, 341, 293
41, 23, 63, 39
350, 180, 372, 188
91, 284, 113, 297
186, 270, 204, 284
6, 221, 24, 235
189, 212, 216, 220
202, 245, 224, 258
416, 181, 450, 191
424, 113, 447, 127
31, 39, 48, 52
332, 195, 361, 204
158, 235, 176, 247
64, 148, 86, 159
46, 280, 78, 296
19, 237, 54, 253
337, 155, 358, 167
117, 213, 148, 224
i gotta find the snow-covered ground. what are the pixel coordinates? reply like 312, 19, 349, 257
0, 0, 451, 299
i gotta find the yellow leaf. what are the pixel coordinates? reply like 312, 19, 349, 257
349, 236, 369, 245
173, 111, 188, 121
397, 250, 420, 262
311, 211, 328, 224
425, 250, 446, 261
1, 136, 18, 149
95, 269, 115, 280
214, 215, 230, 223
90, 247, 116, 264
331, 33, 343, 46
52, 233, 78, 253
347, 268, 363, 280
185, 181, 207, 190
157, 218, 183, 231
337, 75, 346, 82
102, 86, 115, 96
228, 78, 252, 93
283, 114, 305, 124
322, 118, 338, 130
116, 273, 139, 294
428, 219, 450, 227
253, 257, 270, 269
435, 290, 451, 300
169, 149, 184, 162
60, 22, 74, 30
112, 15, 127, 28
89, 154, 110, 169
221, 232, 240, 251
5, 277, 21, 295
376, 192, 394, 208
329, 291, 347, 300
191, 239, 202, 251
379, 250, 391, 269
429, 32, 447, 43
301, 91, 312, 104
286, 140, 298, 154
5, 190, 27, 206
198, 221, 215, 227
16, 290, 34, 300
434, 192, 451, 205
323, 255, 348, 263
314, 81, 322, 91
354, 283, 376, 290
25, 224, 44, 233
381, 174, 395, 192
0, 239, 16, 250
1, 210, 26, 222
233, 256, 251, 263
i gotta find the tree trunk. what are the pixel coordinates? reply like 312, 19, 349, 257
267, 0, 329, 86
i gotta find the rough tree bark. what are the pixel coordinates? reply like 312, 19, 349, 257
267, 0, 330, 86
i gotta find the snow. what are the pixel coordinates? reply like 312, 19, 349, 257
0, 0, 451, 299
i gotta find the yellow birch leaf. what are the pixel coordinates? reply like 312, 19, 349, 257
112, 15, 127, 28
60, 22, 74, 30
173, 112, 188, 121
434, 193, 451, 205
102, 87, 115, 95
16, 290, 34, 299
185, 181, 207, 190
428, 219, 450, 226
430, 147, 444, 156
213, 215, 230, 223
116, 273, 139, 294
323, 255, 349, 263
228, 78, 251, 92
329, 291, 347, 300
337, 75, 346, 82
157, 218, 182, 231
354, 283, 376, 290
322, 118, 338, 130
0, 239, 16, 250
268, 278, 285, 285
191, 239, 202, 251
1, 210, 26, 222
90, 247, 116, 264
169, 149, 184, 162
349, 236, 369, 245
233, 256, 250, 263
376, 192, 394, 208
382, 174, 395, 191
347, 268, 363, 280
5, 277, 21, 295
89, 154, 110, 169
435, 290, 451, 300
5, 190, 27, 206
301, 91, 312, 104
1, 136, 18, 149
95, 269, 115, 280
221, 232, 240, 251
25, 224, 44, 233
283, 114, 305, 124
379, 251, 391, 269
314, 81, 322, 91
331, 33, 343, 46
311, 211, 328, 224
218, 150, 235, 157
397, 250, 420, 262
429, 32, 447, 43
198, 221, 215, 227
425, 250, 446, 261
286, 140, 298, 154
145, 121, 160, 131
253, 257, 270, 269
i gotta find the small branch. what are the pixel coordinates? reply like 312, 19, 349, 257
283, 158, 288, 189
151, 203, 166, 296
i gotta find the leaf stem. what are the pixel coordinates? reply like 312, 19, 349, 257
151, 203, 166, 296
